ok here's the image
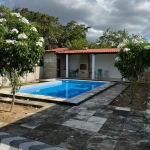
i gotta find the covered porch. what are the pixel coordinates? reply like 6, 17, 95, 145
44, 48, 122, 81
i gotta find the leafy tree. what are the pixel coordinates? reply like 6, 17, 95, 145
64, 21, 91, 49
11, 7, 92, 50
114, 37, 150, 104
0, 10, 44, 111
87, 42, 100, 49
65, 38, 88, 49
97, 28, 130, 48
12, 7, 63, 49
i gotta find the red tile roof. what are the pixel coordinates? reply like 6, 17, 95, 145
45, 48, 120, 54
45, 48, 69, 52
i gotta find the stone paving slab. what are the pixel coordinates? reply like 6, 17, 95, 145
123, 116, 146, 133
20, 121, 42, 129
37, 126, 75, 146
87, 116, 107, 124
93, 109, 113, 118
62, 118, 104, 132
72, 114, 90, 121
87, 133, 118, 150
59, 129, 94, 150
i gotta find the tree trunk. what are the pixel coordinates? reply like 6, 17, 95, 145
129, 80, 138, 104
10, 85, 15, 112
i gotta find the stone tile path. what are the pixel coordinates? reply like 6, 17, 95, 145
0, 83, 150, 149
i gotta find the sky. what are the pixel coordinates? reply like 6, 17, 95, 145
0, 0, 150, 42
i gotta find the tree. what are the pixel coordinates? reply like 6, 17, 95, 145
97, 28, 130, 48
64, 21, 91, 49
65, 38, 88, 50
11, 7, 92, 49
114, 36, 150, 104
12, 7, 63, 49
0, 10, 44, 111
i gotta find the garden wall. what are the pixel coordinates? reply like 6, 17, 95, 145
0, 66, 43, 87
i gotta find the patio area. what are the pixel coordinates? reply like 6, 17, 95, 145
0, 82, 150, 150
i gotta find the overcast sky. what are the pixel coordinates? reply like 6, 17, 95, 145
0, 0, 150, 42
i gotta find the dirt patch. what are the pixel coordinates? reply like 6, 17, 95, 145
110, 83, 148, 111
0, 102, 40, 123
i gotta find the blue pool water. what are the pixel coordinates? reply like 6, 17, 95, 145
19, 80, 106, 98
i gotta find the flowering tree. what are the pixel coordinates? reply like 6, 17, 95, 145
0, 12, 44, 111
114, 36, 150, 104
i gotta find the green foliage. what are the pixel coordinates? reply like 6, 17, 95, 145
97, 28, 130, 48
63, 21, 91, 49
11, 74, 23, 93
114, 42, 150, 80
13, 8, 91, 49
87, 42, 101, 49
0, 11, 44, 76
65, 38, 88, 50
114, 37, 150, 103
0, 8, 44, 111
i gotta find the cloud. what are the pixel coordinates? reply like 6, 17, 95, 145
1, 0, 150, 42
87, 28, 103, 42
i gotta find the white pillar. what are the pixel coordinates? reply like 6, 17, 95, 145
92, 54, 95, 80
66, 54, 69, 78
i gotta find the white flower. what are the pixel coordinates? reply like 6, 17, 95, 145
136, 35, 143, 41
132, 36, 143, 44
123, 39, 129, 44
11, 28, 19, 34
0, 18, 7, 22
147, 39, 150, 44
6, 40, 16, 44
115, 57, 120, 62
124, 48, 130, 52
30, 27, 37, 32
117, 43, 125, 48
10, 13, 22, 18
144, 46, 150, 50
132, 39, 139, 44
17, 41, 27, 46
36, 42, 43, 47
39, 37, 44, 42
18, 33, 28, 39
105, 32, 109, 36
19, 17, 29, 25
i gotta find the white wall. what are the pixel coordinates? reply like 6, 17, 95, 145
69, 53, 122, 79
0, 66, 43, 87
69, 54, 80, 70
95, 54, 122, 78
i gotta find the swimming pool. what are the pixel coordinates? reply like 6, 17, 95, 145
19, 80, 106, 98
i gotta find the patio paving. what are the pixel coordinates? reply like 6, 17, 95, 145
0, 82, 150, 149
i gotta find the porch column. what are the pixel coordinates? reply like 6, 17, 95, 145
92, 54, 95, 80
66, 54, 69, 78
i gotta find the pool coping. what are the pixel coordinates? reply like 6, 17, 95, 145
0, 80, 117, 106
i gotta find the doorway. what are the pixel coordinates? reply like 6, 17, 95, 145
57, 59, 61, 77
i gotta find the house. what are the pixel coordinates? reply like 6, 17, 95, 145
43, 48, 122, 80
